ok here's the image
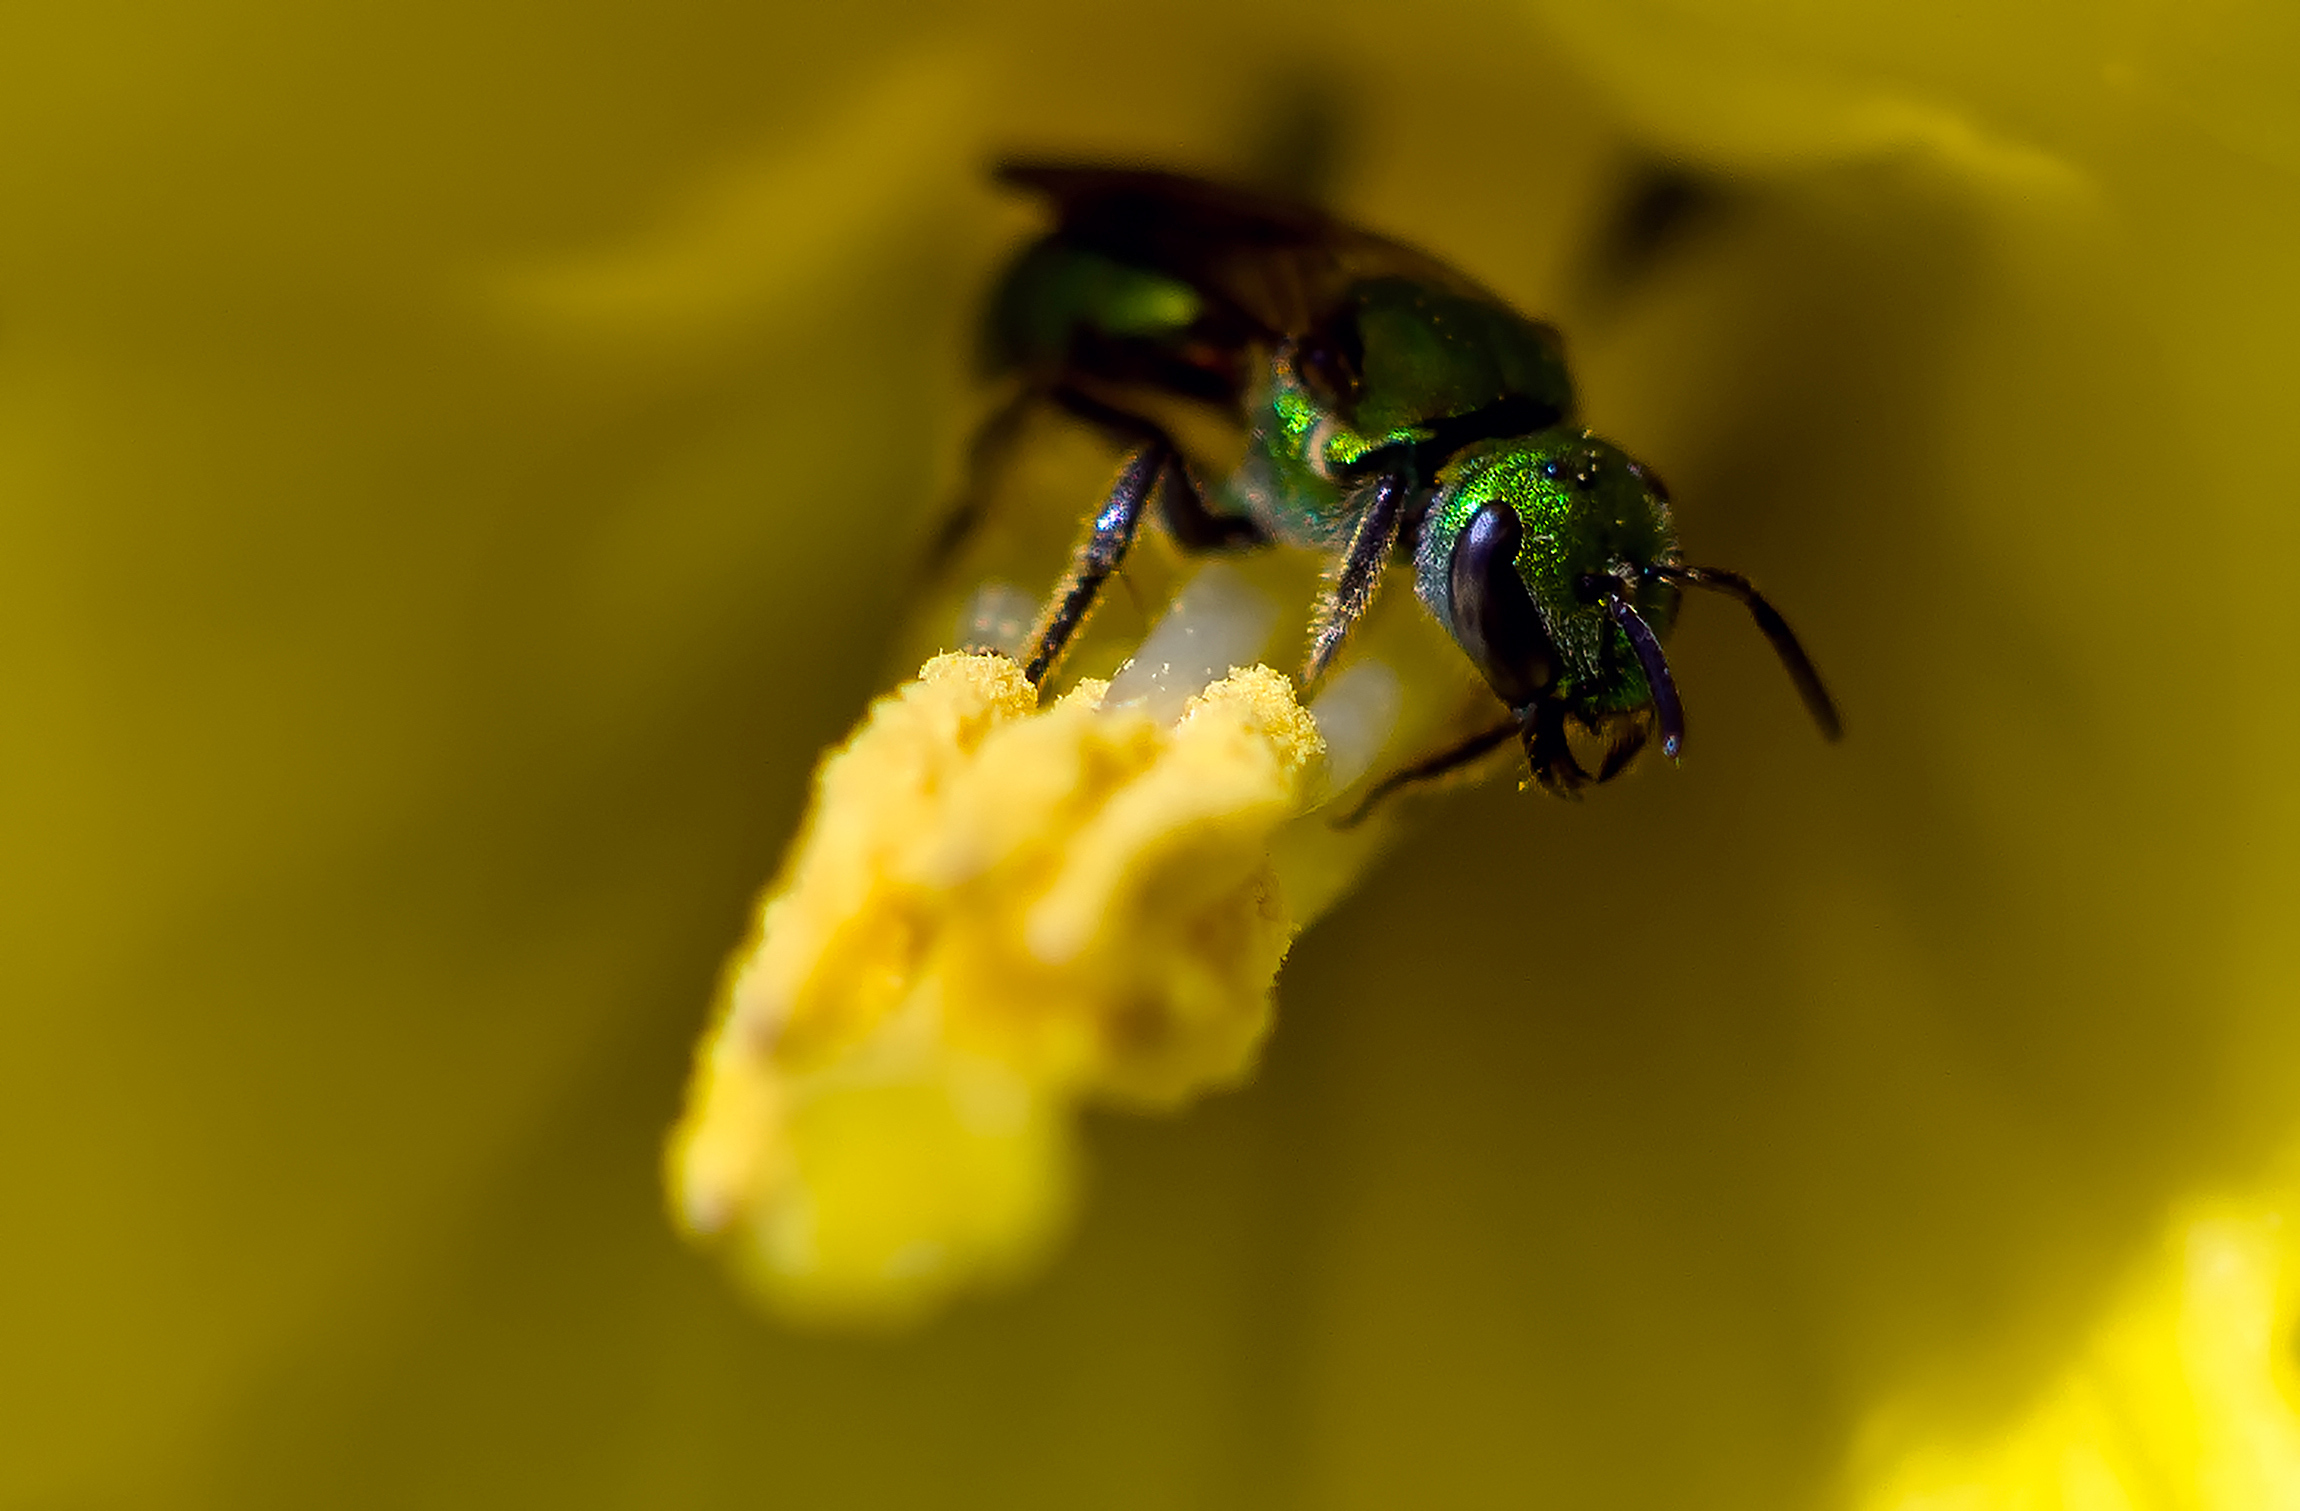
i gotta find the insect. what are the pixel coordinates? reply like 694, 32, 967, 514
951, 162, 1841, 805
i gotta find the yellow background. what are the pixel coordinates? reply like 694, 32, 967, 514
3, 0, 2296, 1505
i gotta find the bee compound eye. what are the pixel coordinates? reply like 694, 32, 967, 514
1448, 499, 1558, 708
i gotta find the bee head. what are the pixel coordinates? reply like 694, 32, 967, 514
1415, 430, 1684, 733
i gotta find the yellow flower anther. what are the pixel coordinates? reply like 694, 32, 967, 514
667, 652, 1326, 1323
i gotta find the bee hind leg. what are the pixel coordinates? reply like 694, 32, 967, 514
918, 384, 1045, 572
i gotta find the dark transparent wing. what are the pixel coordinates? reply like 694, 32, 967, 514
995, 161, 1488, 341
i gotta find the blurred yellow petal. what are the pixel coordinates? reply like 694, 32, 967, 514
1856, 1163, 2300, 1510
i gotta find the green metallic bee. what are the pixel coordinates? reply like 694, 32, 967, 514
961, 163, 1840, 803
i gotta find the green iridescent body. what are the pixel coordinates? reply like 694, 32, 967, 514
975, 165, 1837, 795
1225, 276, 1575, 550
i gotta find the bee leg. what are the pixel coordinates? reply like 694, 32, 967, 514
1050, 385, 1267, 550
1022, 442, 1168, 687
1595, 719, 1649, 783
1524, 697, 1592, 800
1302, 473, 1407, 689
920, 384, 1045, 570
1331, 712, 1521, 829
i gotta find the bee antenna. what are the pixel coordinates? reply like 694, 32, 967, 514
1589, 584, 1684, 760
1650, 565, 1842, 741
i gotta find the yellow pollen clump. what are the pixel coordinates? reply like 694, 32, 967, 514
666, 652, 1327, 1323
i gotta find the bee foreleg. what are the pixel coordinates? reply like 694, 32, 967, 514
1595, 718, 1650, 783
1330, 709, 1521, 829
1524, 697, 1591, 800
